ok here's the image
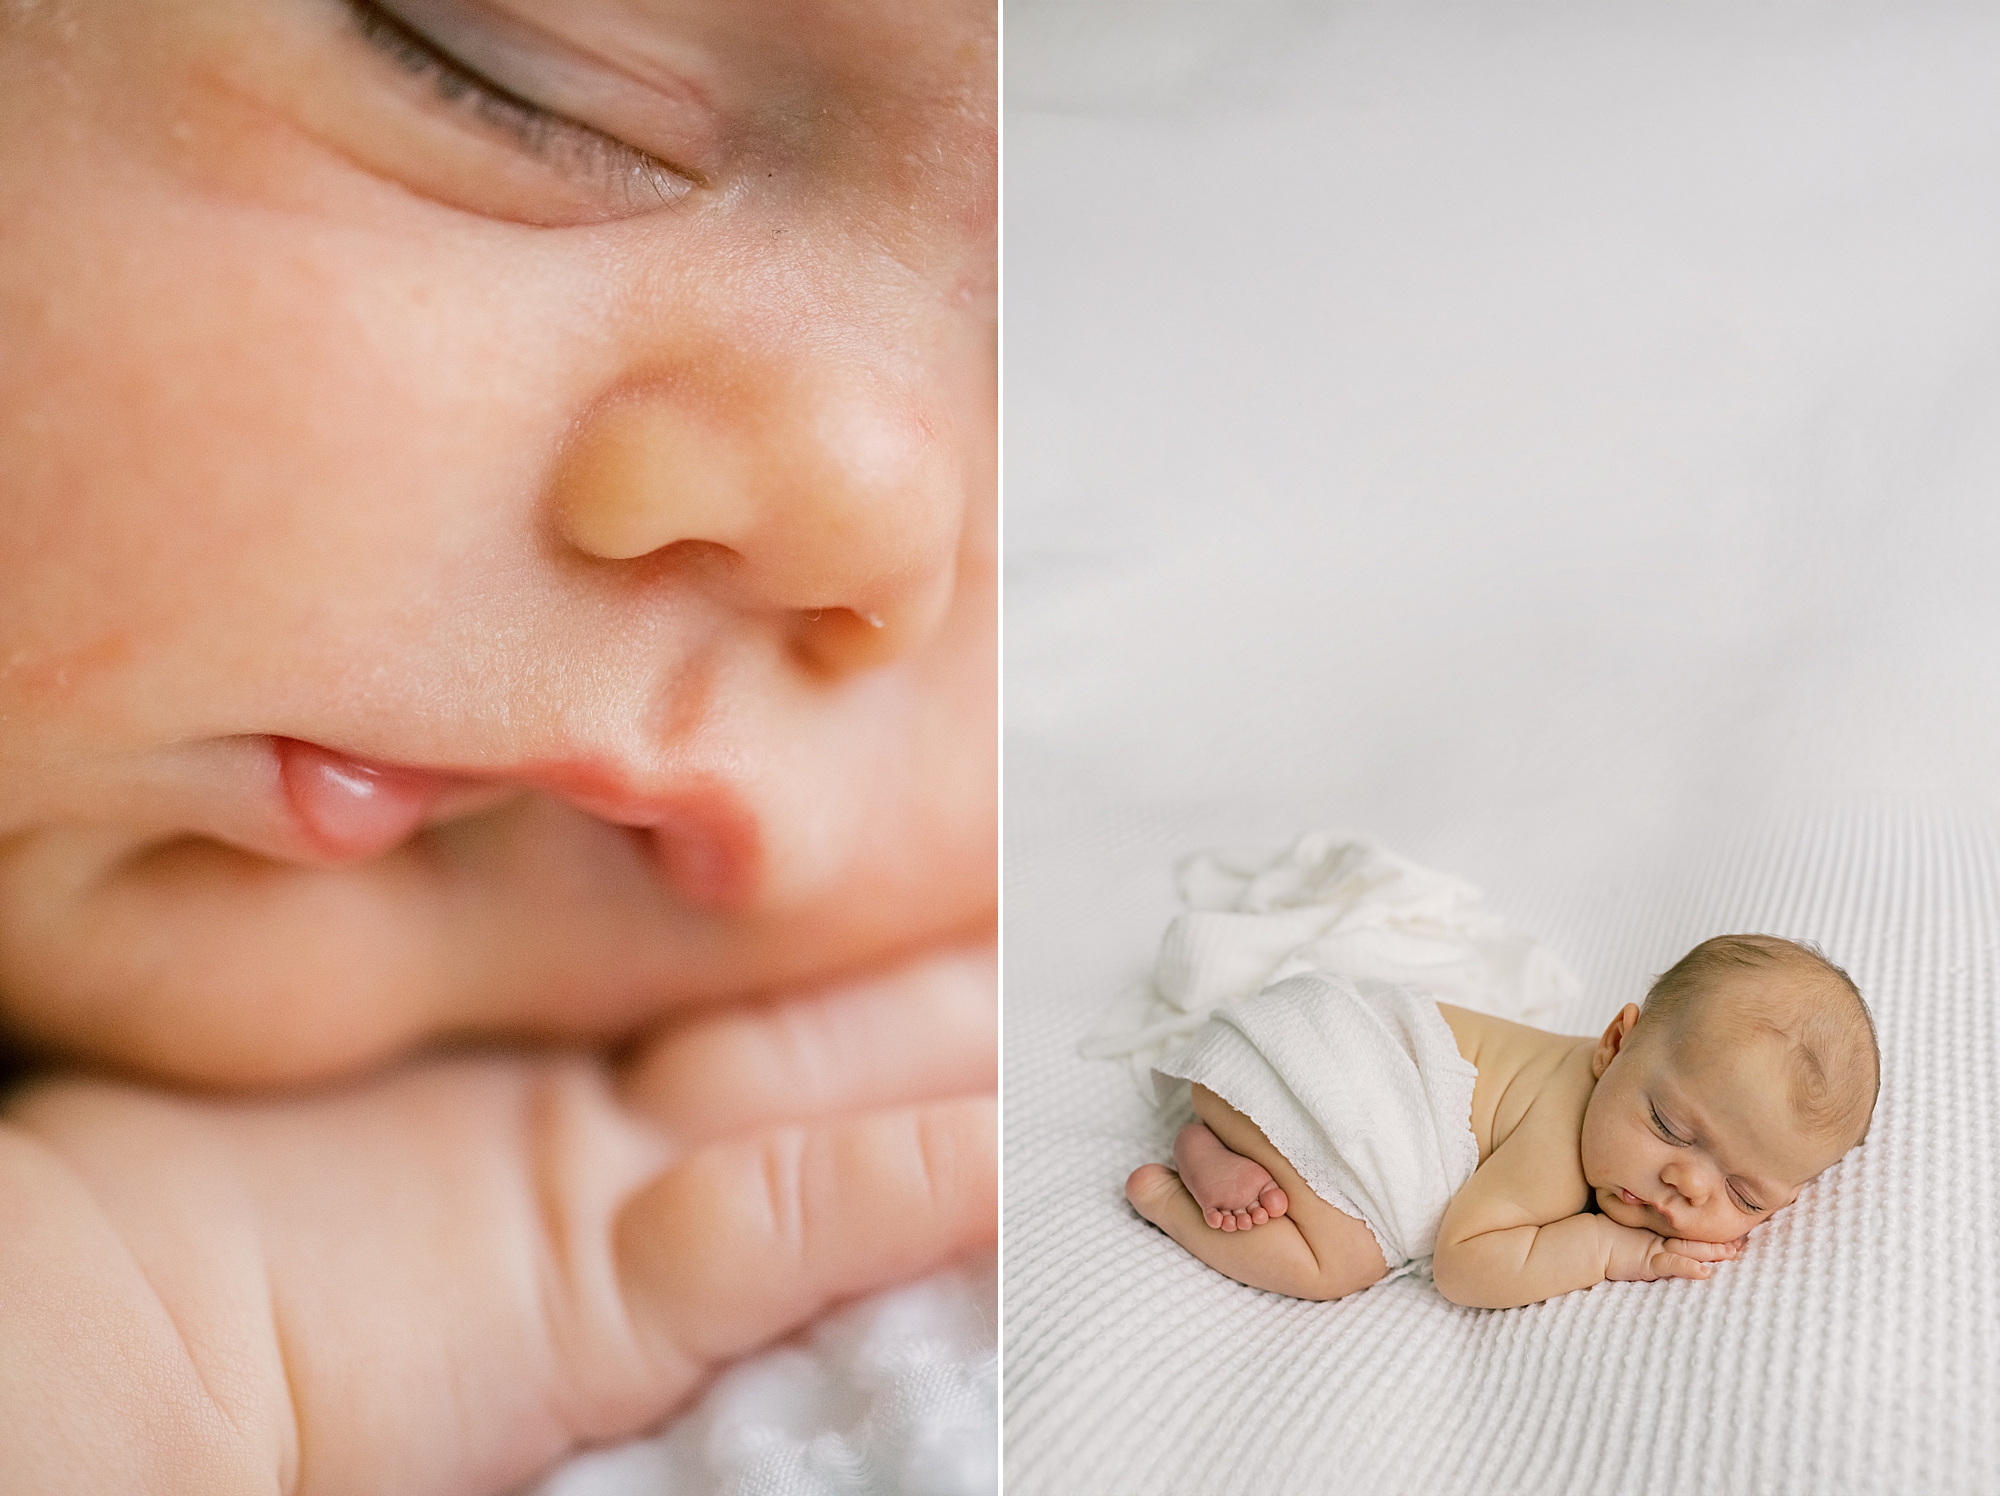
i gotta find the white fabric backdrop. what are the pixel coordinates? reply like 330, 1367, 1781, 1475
1004, 3, 2000, 1491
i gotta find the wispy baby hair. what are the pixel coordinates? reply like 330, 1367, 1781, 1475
1640, 934, 1880, 1146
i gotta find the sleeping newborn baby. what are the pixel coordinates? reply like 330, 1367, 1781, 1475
1126, 934, 1879, 1308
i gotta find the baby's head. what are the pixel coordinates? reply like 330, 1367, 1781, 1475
1581, 935, 1880, 1244
0, 1, 994, 1085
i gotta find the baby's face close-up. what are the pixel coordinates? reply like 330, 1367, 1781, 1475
0, 0, 995, 1083
1581, 1002, 1842, 1245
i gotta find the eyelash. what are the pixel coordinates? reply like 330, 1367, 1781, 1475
1649, 1103, 1687, 1145
342, 0, 696, 210
1651, 1104, 1762, 1213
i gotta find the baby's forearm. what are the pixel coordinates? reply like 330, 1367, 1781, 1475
1432, 1213, 1631, 1309
0, 1124, 274, 1495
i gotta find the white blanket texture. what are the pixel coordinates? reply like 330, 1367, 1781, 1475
1006, 0, 2000, 1491
1154, 971, 1480, 1273
532, 1254, 996, 1496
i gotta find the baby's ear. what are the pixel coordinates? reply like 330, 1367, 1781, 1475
1591, 1003, 1641, 1079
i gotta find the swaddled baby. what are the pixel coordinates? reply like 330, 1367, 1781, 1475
1126, 934, 1879, 1307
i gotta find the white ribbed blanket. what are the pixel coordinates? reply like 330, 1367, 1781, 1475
1005, 805, 1996, 1495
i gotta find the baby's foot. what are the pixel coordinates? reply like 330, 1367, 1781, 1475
1173, 1121, 1289, 1231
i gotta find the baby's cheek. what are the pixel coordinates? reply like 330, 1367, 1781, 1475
0, 631, 139, 730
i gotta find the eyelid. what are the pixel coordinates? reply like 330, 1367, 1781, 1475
1650, 1103, 1689, 1145
344, 0, 699, 208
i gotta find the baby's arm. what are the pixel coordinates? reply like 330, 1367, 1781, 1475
0, 950, 995, 1495
1431, 1114, 1726, 1310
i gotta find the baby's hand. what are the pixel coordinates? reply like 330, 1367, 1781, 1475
1602, 1220, 1734, 1284
0, 948, 994, 1496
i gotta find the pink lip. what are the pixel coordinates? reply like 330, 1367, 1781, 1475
276, 738, 464, 861
1617, 1188, 1652, 1209
272, 738, 761, 912
513, 758, 761, 914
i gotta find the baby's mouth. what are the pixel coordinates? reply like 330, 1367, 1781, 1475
512, 758, 762, 914
276, 737, 476, 860
1612, 1186, 1658, 1214
272, 736, 760, 913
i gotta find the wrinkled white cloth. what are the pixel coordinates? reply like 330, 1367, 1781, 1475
532, 1255, 996, 1496
1153, 972, 1481, 1272
1081, 831, 1578, 1097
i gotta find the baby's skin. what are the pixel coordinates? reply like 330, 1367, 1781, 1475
1129, 948, 1876, 1308
0, 0, 996, 1088
0, 948, 995, 1493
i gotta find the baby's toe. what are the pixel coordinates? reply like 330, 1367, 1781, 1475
1248, 1205, 1269, 1226
1260, 1185, 1289, 1219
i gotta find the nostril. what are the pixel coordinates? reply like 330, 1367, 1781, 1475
788, 554, 959, 676
790, 605, 900, 677
549, 396, 745, 563
549, 366, 965, 643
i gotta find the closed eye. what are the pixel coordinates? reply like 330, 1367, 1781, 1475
1649, 1103, 1689, 1146
341, 0, 697, 210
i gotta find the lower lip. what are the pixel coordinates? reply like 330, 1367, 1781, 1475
643, 815, 756, 913
1617, 1188, 1649, 1208
517, 761, 762, 914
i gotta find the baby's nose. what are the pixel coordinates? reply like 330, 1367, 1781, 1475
550, 352, 962, 675
1660, 1158, 1713, 1208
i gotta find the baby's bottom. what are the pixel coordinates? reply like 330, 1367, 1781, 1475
1125, 1084, 1388, 1301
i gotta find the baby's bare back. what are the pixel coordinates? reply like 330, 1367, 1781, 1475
1438, 1003, 1597, 1170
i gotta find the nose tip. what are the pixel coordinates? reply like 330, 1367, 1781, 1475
551, 371, 961, 673
1659, 1161, 1713, 1214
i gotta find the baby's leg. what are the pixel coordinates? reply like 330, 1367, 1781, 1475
1126, 1085, 1387, 1301
1172, 1118, 1289, 1229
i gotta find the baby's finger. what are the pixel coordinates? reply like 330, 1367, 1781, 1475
619, 945, 995, 1142
618, 1095, 996, 1370
1659, 1251, 1714, 1280
1666, 1237, 1742, 1263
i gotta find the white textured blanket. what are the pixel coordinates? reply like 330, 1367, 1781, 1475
532, 1254, 996, 1496
1006, 0, 2000, 1490
1007, 806, 1994, 1494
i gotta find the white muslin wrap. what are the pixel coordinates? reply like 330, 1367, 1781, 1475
1153, 972, 1481, 1274
1082, 830, 1579, 1096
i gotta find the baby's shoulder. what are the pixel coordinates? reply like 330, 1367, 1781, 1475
1438, 1003, 1596, 1163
